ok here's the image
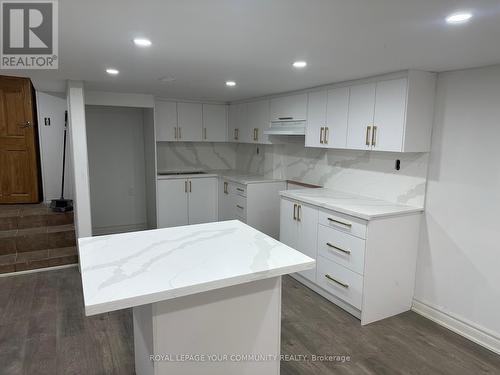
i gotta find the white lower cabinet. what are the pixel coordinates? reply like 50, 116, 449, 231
279, 199, 318, 282
157, 177, 217, 228
219, 178, 285, 239
280, 196, 421, 325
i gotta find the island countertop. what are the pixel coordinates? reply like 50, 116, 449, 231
79, 220, 315, 316
280, 188, 423, 220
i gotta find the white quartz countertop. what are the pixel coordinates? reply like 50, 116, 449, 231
157, 169, 284, 185
79, 220, 315, 316
280, 188, 423, 220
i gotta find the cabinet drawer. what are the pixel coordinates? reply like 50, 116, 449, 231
317, 256, 364, 310
318, 209, 367, 239
234, 194, 247, 218
318, 224, 365, 275
233, 183, 247, 197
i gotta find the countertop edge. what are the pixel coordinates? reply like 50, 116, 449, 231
157, 170, 285, 184
83, 260, 315, 316
279, 191, 424, 220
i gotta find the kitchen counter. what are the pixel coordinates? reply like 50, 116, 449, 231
280, 188, 423, 220
79, 220, 314, 316
157, 169, 284, 185
79, 220, 313, 375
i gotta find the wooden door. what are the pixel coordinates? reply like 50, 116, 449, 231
0, 76, 40, 203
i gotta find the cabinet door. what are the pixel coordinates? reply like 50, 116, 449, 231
279, 199, 298, 249
305, 90, 327, 148
296, 203, 318, 282
188, 177, 217, 225
270, 94, 307, 122
202, 104, 227, 142
346, 83, 376, 150
177, 102, 202, 141
325, 87, 349, 148
227, 103, 246, 142
155, 101, 177, 141
372, 78, 407, 152
218, 180, 231, 220
247, 100, 270, 144
157, 179, 188, 228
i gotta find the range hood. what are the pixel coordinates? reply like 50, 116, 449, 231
264, 120, 306, 136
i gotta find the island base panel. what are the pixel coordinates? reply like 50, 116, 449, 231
133, 276, 282, 375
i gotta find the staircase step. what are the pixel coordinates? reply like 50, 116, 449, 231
0, 203, 73, 231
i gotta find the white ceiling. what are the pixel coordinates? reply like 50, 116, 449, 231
2, 0, 500, 101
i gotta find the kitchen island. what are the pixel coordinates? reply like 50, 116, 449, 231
78, 220, 314, 375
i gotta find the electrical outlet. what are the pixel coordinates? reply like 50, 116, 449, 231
44, 117, 51, 126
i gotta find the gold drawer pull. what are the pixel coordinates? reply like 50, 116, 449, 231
236, 204, 244, 210
365, 126, 371, 146
327, 217, 352, 228
325, 274, 349, 288
320, 127, 324, 144
326, 242, 351, 254
324, 127, 329, 144
293, 204, 297, 220
236, 188, 245, 192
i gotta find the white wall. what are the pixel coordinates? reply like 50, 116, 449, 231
67, 81, 92, 238
86, 106, 148, 235
414, 65, 500, 353
36, 91, 74, 202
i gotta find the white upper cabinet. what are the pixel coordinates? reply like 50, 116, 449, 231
155, 101, 178, 141
346, 71, 436, 152
202, 104, 227, 142
228, 103, 247, 142
247, 100, 270, 144
177, 102, 202, 142
306, 88, 349, 148
346, 83, 376, 150
270, 93, 307, 122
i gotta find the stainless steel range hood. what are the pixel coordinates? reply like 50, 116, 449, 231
264, 120, 306, 136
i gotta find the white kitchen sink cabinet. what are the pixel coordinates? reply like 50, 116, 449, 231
202, 104, 227, 142
157, 177, 217, 228
279, 196, 421, 325
219, 179, 285, 239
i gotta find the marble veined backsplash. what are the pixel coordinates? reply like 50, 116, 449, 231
156, 141, 428, 207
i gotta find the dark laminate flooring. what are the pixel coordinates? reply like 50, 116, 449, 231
1, 267, 499, 375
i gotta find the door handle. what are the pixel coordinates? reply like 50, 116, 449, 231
189, 180, 192, 192
18, 121, 32, 129
174, 127, 178, 139
278, 117, 293, 120
297, 205, 301, 221
204, 127, 207, 140
325, 274, 349, 288
293, 204, 297, 220
178, 127, 182, 139
320, 127, 324, 144
324, 127, 329, 144
365, 126, 372, 146
184, 180, 188, 193
371, 125, 377, 147
326, 242, 351, 254
224, 182, 228, 194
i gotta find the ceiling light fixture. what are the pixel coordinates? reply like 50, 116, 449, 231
226, 81, 236, 87
446, 12, 473, 24
292, 61, 307, 68
133, 38, 152, 47
106, 68, 119, 75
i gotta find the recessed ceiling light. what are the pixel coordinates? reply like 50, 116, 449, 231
446, 12, 473, 24
226, 81, 236, 87
106, 68, 119, 75
292, 61, 307, 68
133, 38, 152, 47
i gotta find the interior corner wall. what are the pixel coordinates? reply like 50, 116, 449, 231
36, 91, 74, 202
67, 81, 92, 238
413, 64, 500, 353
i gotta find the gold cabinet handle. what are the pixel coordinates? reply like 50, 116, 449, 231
174, 127, 178, 139
184, 180, 188, 193
320, 127, 324, 144
223, 181, 228, 194
365, 126, 371, 146
326, 242, 351, 254
324, 127, 329, 144
204, 127, 207, 140
178, 127, 182, 139
234, 128, 239, 140
293, 204, 297, 220
327, 217, 352, 228
325, 274, 349, 288
189, 180, 192, 192
236, 188, 244, 192
256, 128, 259, 141
297, 205, 301, 221
236, 204, 244, 210
371, 125, 377, 147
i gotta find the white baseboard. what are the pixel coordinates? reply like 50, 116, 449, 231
0, 263, 78, 278
92, 223, 147, 236
412, 299, 500, 355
